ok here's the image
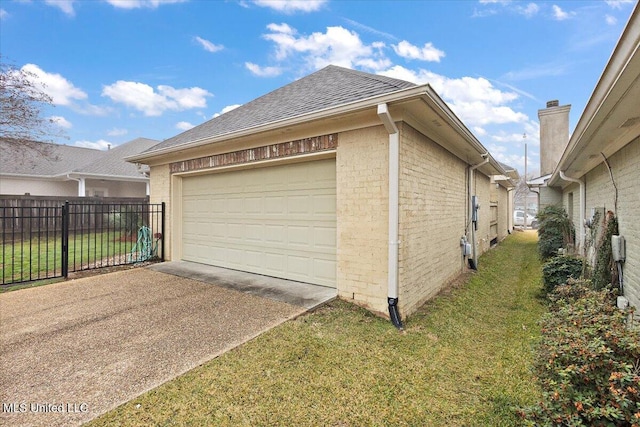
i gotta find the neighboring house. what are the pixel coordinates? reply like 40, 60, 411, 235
129, 65, 515, 323
0, 138, 159, 198
530, 5, 640, 310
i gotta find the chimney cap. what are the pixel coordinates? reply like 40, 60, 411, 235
546, 100, 559, 108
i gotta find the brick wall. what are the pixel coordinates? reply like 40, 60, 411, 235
475, 172, 492, 256
583, 136, 640, 309
496, 184, 510, 242
150, 164, 172, 259
336, 125, 389, 316
397, 123, 468, 316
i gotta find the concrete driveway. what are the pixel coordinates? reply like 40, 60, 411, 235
0, 267, 333, 427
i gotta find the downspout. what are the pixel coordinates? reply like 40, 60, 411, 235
66, 174, 86, 197
468, 154, 489, 269
559, 171, 585, 256
377, 103, 402, 330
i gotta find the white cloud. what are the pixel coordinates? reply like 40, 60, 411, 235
552, 4, 572, 21
245, 62, 283, 77
379, 65, 527, 127
45, 0, 76, 16
175, 121, 194, 131
21, 64, 87, 106
260, 23, 391, 72
49, 115, 72, 129
518, 3, 539, 18
105, 0, 187, 9
0, 9, 8, 20
107, 128, 128, 136
102, 81, 212, 116
74, 139, 113, 150
392, 40, 445, 62
605, 0, 634, 9
213, 104, 242, 118
194, 36, 224, 53
252, 0, 327, 13
605, 14, 617, 25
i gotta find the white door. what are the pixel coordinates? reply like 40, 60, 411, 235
181, 159, 336, 287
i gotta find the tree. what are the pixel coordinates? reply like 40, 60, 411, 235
514, 174, 532, 209
0, 57, 64, 152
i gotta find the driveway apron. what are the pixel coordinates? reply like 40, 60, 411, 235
0, 268, 305, 427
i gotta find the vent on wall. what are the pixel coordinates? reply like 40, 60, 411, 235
620, 117, 640, 128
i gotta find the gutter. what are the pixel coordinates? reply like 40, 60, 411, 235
559, 171, 585, 256
377, 103, 402, 330
468, 154, 490, 269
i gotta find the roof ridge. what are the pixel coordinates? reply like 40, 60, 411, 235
325, 65, 416, 90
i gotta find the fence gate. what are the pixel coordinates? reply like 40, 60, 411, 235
1, 202, 164, 286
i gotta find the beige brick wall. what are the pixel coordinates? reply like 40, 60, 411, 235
149, 164, 172, 259
540, 186, 562, 209
475, 172, 492, 256
583, 136, 640, 309
496, 185, 510, 242
397, 123, 468, 316
562, 182, 581, 246
336, 125, 389, 316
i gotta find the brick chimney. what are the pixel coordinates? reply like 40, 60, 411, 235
538, 100, 571, 176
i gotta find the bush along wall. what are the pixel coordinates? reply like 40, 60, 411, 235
542, 256, 584, 295
519, 279, 640, 426
537, 206, 575, 261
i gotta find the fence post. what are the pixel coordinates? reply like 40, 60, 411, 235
161, 202, 165, 262
61, 201, 69, 278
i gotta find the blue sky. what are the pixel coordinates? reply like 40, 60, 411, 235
0, 0, 636, 175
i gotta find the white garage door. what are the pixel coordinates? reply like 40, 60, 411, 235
181, 159, 336, 287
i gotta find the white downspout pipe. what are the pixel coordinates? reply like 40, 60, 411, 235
377, 103, 402, 329
468, 155, 489, 269
559, 171, 585, 256
66, 175, 86, 197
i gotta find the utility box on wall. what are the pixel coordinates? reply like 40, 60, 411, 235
612, 235, 626, 262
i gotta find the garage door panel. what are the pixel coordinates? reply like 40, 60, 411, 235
182, 159, 336, 287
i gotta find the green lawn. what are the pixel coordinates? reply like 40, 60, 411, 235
1, 231, 135, 285
90, 231, 545, 427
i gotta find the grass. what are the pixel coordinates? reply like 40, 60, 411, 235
1, 230, 139, 285
89, 231, 545, 427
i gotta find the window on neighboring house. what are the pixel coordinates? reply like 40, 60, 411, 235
88, 188, 108, 197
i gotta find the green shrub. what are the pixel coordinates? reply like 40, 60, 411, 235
104, 206, 143, 236
542, 256, 584, 294
537, 206, 575, 260
519, 280, 640, 426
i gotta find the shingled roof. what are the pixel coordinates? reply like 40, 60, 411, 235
0, 138, 159, 179
143, 65, 417, 154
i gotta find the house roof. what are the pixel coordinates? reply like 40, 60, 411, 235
74, 138, 159, 178
0, 138, 159, 180
129, 65, 507, 178
140, 65, 416, 155
549, 3, 640, 187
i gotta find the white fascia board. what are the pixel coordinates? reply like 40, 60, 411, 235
62, 172, 149, 182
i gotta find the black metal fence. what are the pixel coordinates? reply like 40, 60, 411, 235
1, 202, 164, 286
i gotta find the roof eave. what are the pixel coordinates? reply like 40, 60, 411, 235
549, 4, 640, 187
126, 84, 433, 163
